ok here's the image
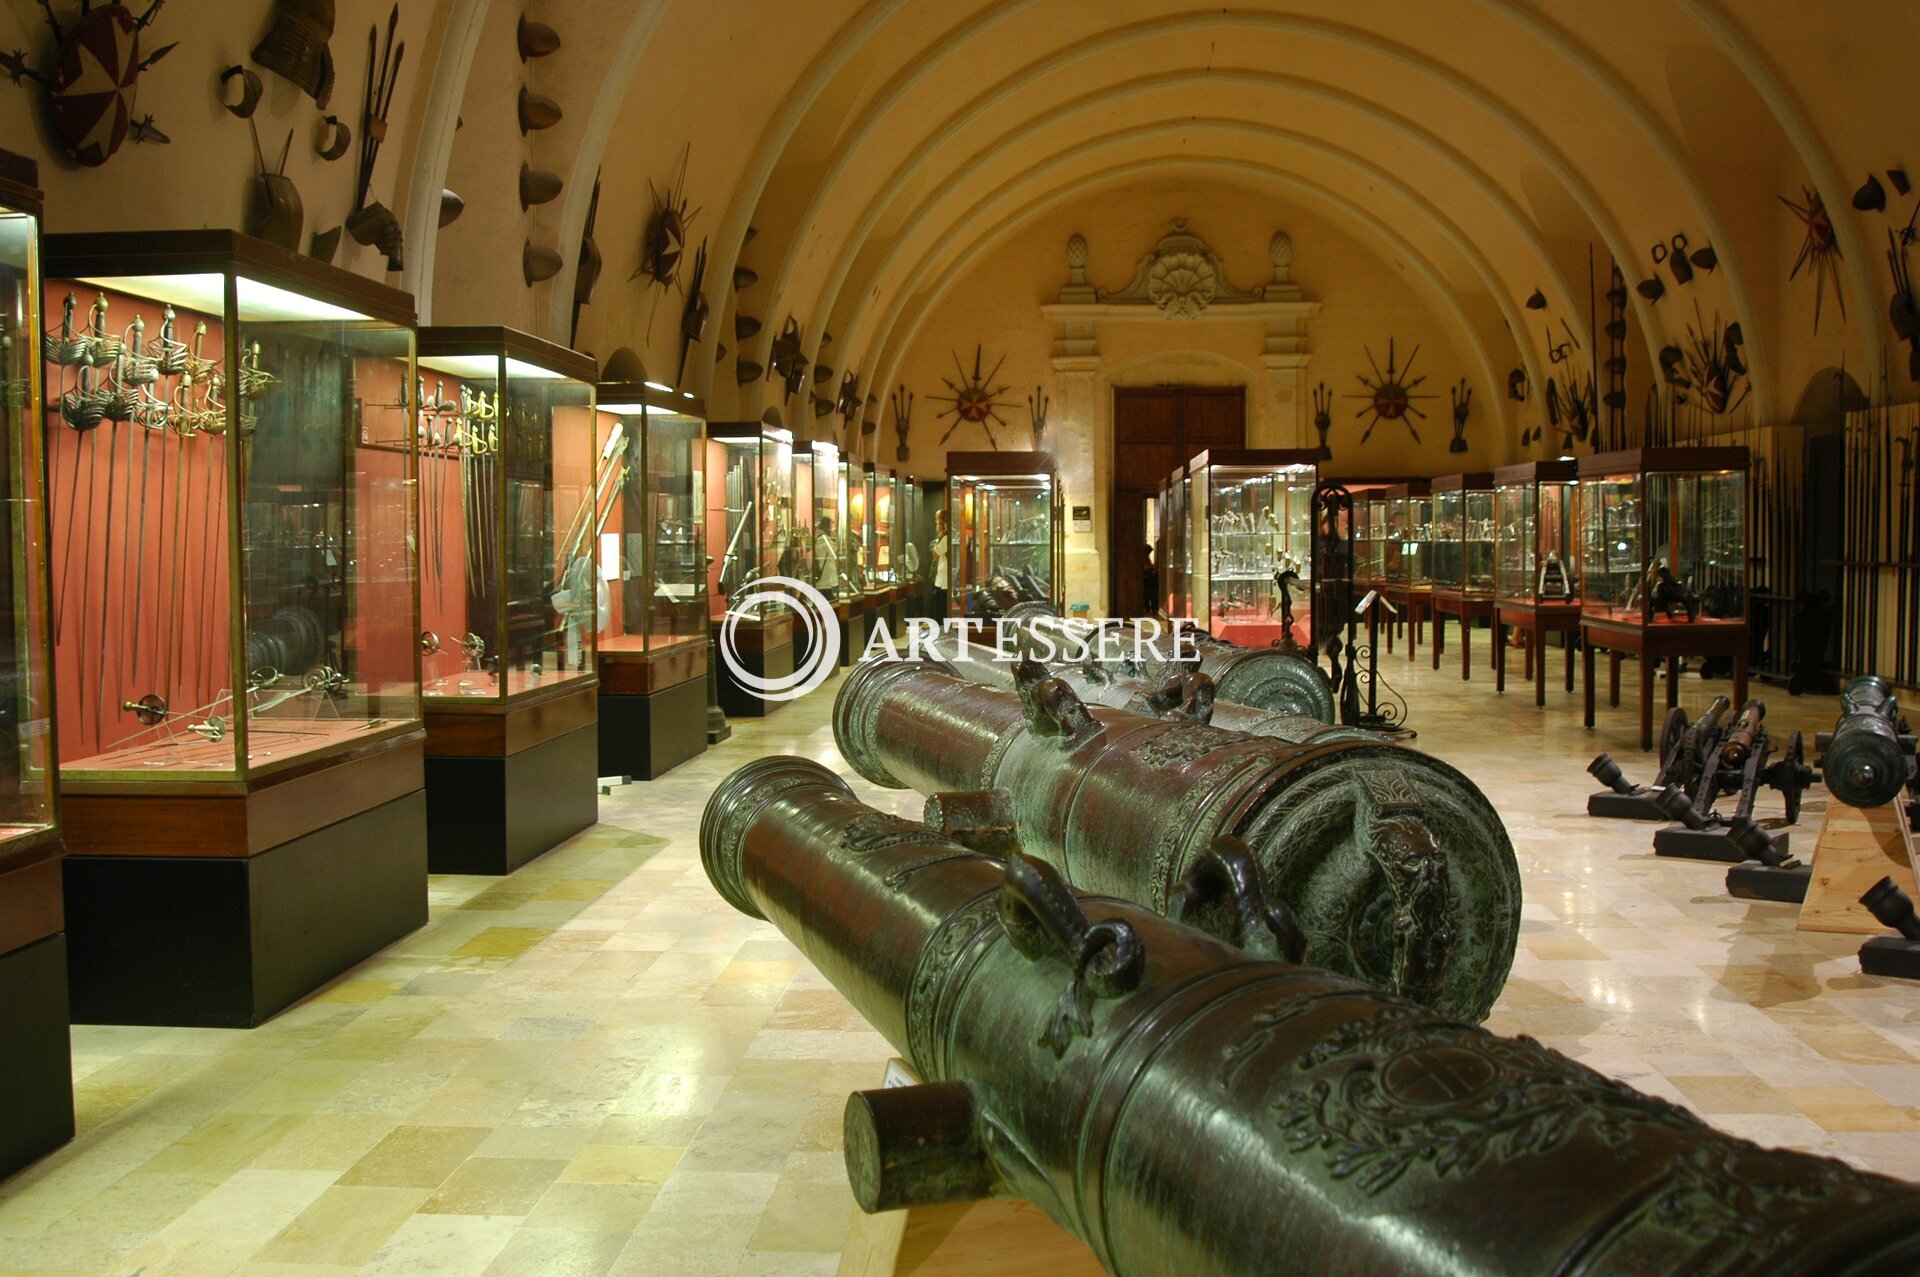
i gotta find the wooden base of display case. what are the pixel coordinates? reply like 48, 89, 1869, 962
425, 683, 598, 875
1431, 591, 1496, 680
713, 614, 795, 717
1385, 586, 1431, 659
1496, 602, 1581, 706
599, 641, 707, 779
1581, 620, 1748, 750
63, 789, 427, 1027
0, 847, 74, 1178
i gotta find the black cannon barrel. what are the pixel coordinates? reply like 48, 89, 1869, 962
700, 757, 1920, 1277
919, 627, 1357, 741
833, 654, 1519, 1020
1824, 676, 1915, 809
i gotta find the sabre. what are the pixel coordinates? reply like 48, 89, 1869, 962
554, 424, 628, 590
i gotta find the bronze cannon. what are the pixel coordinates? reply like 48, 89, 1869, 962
1820, 676, 1916, 810
982, 607, 1337, 723
700, 757, 1920, 1277
833, 655, 1519, 1020
920, 625, 1366, 743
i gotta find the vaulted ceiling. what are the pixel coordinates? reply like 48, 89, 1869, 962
9, 0, 1912, 433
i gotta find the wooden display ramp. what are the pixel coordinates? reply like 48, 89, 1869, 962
1796, 798, 1918, 935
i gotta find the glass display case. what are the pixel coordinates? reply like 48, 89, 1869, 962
1342, 483, 1394, 589
0, 156, 55, 863
44, 230, 428, 1029
1162, 467, 1191, 618
1431, 473, 1494, 598
1494, 461, 1578, 605
43, 231, 419, 785
863, 462, 899, 589
0, 150, 69, 1175
1384, 480, 1433, 591
808, 441, 847, 600
1187, 449, 1318, 646
415, 329, 596, 703
707, 419, 795, 616
843, 452, 871, 595
593, 382, 708, 777
946, 451, 1063, 617
788, 442, 814, 586
1575, 449, 1748, 628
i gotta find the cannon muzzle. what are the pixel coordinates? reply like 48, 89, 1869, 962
1825, 676, 1916, 809
700, 757, 1920, 1277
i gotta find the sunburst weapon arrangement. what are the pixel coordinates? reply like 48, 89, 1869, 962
931, 345, 1015, 449
1780, 186, 1844, 332
1348, 339, 1432, 445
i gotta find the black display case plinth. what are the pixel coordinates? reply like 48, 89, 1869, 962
64, 790, 428, 1028
427, 722, 598, 874
600, 680, 705, 779
714, 615, 795, 718
0, 933, 74, 1178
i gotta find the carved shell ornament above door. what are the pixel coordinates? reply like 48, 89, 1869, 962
1148, 252, 1217, 319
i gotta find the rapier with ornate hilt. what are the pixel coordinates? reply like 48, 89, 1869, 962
701, 756, 1920, 1277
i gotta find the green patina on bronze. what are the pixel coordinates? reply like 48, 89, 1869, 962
833, 655, 1519, 1021
700, 758, 1920, 1277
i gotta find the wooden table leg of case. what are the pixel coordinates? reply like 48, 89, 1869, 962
1639, 660, 1657, 751
1608, 651, 1622, 707
1564, 634, 1575, 693
1461, 617, 1472, 680
1494, 621, 1507, 693
1433, 613, 1443, 670
1535, 629, 1550, 708
1584, 640, 1597, 728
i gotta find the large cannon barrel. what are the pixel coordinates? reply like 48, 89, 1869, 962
1822, 676, 1915, 809
921, 627, 1356, 741
700, 757, 1920, 1277
834, 655, 1519, 1020
984, 608, 1338, 723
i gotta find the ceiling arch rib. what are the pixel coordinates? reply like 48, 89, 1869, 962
784, 68, 1605, 375
1667, 0, 1883, 377
856, 157, 1513, 464
400, 0, 489, 323
1473, 0, 1777, 416
820, 119, 1547, 431
543, 0, 897, 345
727, 9, 1734, 413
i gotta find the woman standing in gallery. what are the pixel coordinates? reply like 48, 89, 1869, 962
931, 506, 949, 617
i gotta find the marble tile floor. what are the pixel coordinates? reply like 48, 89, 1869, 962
1, 649, 1916, 1275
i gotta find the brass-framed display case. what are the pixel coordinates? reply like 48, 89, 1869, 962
44, 229, 426, 1028
1429, 473, 1495, 680
1575, 448, 1750, 749
593, 382, 708, 778
0, 151, 73, 1175
1384, 480, 1434, 592
946, 452, 1064, 617
1343, 482, 1394, 591
1187, 449, 1318, 648
415, 328, 598, 873
1161, 466, 1191, 619
706, 419, 795, 716
808, 440, 844, 600
1431, 472, 1494, 599
1492, 460, 1580, 705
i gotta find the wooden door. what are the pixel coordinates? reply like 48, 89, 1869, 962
1111, 386, 1245, 616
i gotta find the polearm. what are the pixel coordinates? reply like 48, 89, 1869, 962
716, 498, 754, 595
701, 756, 1920, 1277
